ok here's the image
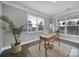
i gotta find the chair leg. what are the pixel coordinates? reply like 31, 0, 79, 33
59, 41, 60, 46
39, 39, 41, 51
59, 39, 60, 46
46, 42, 54, 49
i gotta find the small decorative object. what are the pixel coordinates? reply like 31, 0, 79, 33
0, 16, 26, 54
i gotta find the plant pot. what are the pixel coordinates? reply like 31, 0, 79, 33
11, 42, 22, 54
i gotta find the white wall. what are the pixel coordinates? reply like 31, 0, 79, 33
50, 17, 57, 32
3, 4, 27, 27
0, 2, 3, 53
2, 4, 50, 49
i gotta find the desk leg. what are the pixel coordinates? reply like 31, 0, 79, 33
39, 38, 41, 51
44, 40, 47, 57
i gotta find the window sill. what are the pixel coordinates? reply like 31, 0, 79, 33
59, 33, 79, 37
27, 31, 44, 34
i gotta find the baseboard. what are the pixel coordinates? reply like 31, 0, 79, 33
0, 49, 2, 54
21, 38, 39, 45
1, 46, 11, 53
1, 38, 39, 53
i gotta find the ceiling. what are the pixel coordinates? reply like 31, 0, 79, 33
3, 1, 79, 17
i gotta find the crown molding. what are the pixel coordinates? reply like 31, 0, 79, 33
54, 7, 79, 18
1, 1, 51, 19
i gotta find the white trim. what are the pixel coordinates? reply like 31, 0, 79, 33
2, 1, 50, 19
21, 38, 39, 45
60, 33, 79, 44
60, 33, 79, 38
27, 31, 43, 34
1, 38, 39, 53
1, 46, 11, 53
0, 49, 3, 54
55, 7, 79, 17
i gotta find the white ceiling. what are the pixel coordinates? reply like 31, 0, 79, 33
4, 1, 79, 17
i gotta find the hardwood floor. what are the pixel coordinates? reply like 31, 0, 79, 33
0, 39, 79, 57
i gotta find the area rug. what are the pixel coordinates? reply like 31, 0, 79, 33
28, 41, 72, 57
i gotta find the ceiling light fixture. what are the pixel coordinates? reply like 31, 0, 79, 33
52, 0, 57, 2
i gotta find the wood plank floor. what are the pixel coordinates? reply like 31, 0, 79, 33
0, 39, 79, 57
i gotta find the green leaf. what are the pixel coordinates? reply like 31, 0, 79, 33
0, 16, 10, 24
0, 16, 27, 44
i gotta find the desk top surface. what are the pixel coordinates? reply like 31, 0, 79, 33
40, 33, 57, 39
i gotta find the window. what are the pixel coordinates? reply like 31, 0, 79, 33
27, 15, 37, 32
58, 19, 79, 35
66, 19, 78, 35
38, 18, 44, 31
58, 21, 65, 34
27, 15, 44, 32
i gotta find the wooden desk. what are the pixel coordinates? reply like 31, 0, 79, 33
39, 33, 60, 57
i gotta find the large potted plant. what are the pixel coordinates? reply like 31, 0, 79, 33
0, 16, 26, 54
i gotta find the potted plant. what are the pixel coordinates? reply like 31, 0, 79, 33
0, 16, 26, 54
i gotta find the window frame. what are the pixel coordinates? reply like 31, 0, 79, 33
27, 14, 45, 33
58, 18, 79, 35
